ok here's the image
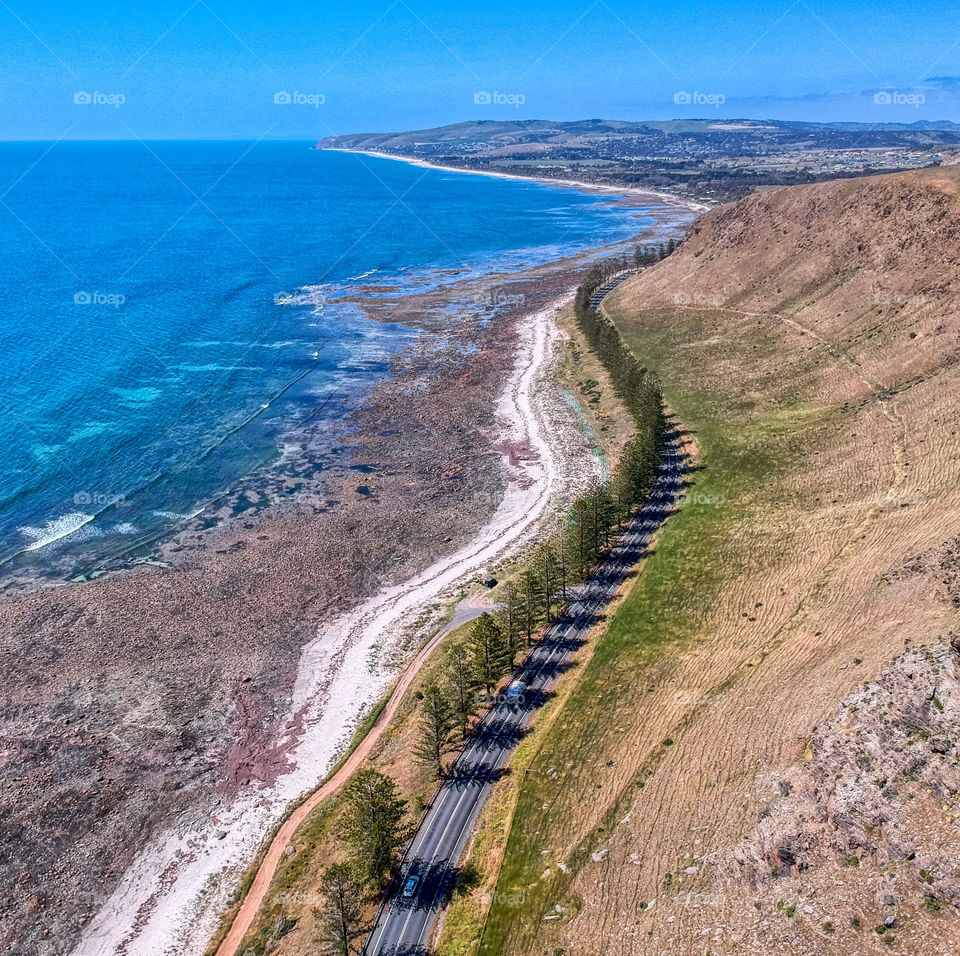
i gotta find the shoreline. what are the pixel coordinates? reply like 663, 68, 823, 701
0, 160, 697, 601
71, 288, 581, 956
320, 146, 710, 213
209, 291, 576, 956
3, 176, 702, 956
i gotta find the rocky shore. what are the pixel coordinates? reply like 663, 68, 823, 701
0, 265, 599, 956
0, 183, 699, 955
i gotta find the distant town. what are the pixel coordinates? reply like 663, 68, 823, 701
319, 117, 960, 202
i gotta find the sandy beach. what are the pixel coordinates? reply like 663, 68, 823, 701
321, 146, 710, 213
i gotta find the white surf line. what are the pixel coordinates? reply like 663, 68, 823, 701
325, 148, 710, 214
72, 296, 570, 956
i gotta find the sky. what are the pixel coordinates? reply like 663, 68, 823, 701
3, 0, 960, 139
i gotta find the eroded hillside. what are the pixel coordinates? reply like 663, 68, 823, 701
475, 170, 960, 955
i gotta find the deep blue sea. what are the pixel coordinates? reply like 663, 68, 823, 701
0, 141, 653, 579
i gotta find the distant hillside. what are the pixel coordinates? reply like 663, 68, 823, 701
317, 117, 960, 153
317, 118, 960, 203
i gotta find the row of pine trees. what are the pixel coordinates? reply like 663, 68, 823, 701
411, 263, 668, 778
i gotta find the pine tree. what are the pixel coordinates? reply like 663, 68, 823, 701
447, 644, 475, 738
339, 769, 407, 889
538, 542, 557, 622
414, 683, 456, 779
499, 583, 524, 664
314, 862, 366, 955
467, 613, 510, 692
554, 518, 570, 602
570, 498, 591, 577
519, 566, 542, 644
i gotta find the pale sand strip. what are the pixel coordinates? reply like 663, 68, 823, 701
73, 292, 579, 956
322, 146, 710, 213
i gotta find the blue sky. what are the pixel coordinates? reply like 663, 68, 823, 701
3, 0, 960, 138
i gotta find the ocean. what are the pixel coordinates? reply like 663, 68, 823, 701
0, 141, 653, 580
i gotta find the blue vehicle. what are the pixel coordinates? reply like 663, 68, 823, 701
402, 875, 420, 899
506, 680, 526, 704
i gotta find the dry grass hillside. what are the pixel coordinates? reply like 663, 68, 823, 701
476, 169, 960, 955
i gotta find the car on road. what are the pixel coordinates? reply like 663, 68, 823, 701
506, 680, 526, 705
402, 875, 420, 899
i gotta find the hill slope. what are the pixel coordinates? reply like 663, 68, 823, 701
474, 169, 960, 955
317, 118, 960, 153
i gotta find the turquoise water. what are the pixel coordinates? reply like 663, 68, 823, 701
0, 142, 651, 578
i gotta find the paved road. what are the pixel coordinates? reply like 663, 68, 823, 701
365, 444, 684, 955
588, 270, 635, 310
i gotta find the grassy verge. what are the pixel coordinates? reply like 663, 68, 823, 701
431, 298, 668, 955
477, 305, 840, 953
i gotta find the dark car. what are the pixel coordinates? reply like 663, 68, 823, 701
402, 875, 420, 898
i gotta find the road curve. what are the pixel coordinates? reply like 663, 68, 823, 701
588, 270, 635, 310
365, 443, 684, 955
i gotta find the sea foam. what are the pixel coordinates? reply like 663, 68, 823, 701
19, 512, 95, 551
